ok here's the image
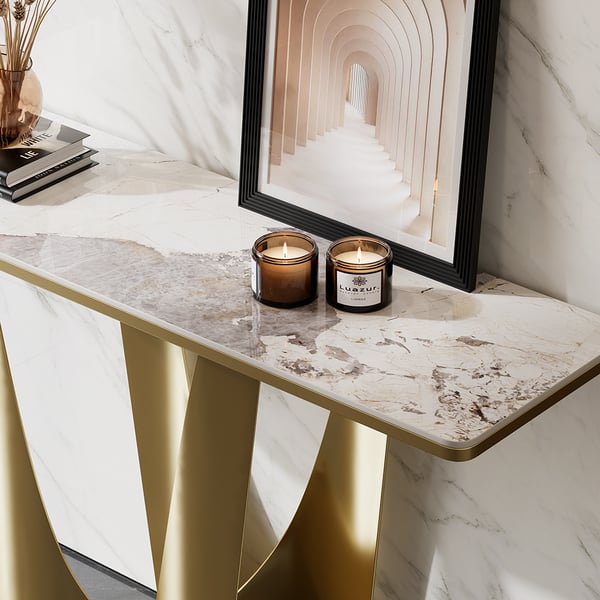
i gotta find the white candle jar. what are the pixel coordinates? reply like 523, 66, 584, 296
251, 231, 318, 308
326, 236, 393, 312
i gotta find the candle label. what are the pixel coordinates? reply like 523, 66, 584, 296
336, 271, 382, 307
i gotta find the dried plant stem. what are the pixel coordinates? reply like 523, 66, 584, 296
20, 0, 54, 68
1, 0, 56, 70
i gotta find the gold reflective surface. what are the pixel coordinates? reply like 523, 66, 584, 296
121, 325, 190, 580
122, 324, 389, 598
0, 315, 389, 599
0, 324, 88, 600
239, 413, 388, 600
122, 325, 260, 599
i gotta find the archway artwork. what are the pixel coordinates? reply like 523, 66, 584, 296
240, 0, 500, 290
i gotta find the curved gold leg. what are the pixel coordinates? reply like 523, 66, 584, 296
122, 324, 387, 599
122, 325, 260, 599
0, 325, 88, 600
121, 325, 190, 580
238, 412, 388, 600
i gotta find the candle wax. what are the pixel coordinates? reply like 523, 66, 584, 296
335, 250, 382, 265
262, 244, 308, 259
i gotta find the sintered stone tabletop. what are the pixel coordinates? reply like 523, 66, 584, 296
1, 117, 600, 458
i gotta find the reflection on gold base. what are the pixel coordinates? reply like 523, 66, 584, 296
239, 413, 388, 600
121, 325, 190, 579
123, 323, 389, 599
122, 324, 389, 599
0, 325, 88, 599
0, 316, 389, 599
122, 325, 260, 599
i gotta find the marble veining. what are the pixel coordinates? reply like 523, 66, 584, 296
2, 229, 597, 444
1, 122, 599, 448
480, 2, 600, 312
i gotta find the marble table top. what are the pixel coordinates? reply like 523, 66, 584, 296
1, 116, 600, 459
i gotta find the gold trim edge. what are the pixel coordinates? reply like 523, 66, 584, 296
2, 259, 599, 462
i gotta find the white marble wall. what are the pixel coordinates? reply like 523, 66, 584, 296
0, 274, 156, 585
36, 0, 248, 179
479, 0, 600, 312
2, 0, 599, 597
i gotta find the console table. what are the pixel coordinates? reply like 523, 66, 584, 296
1, 119, 600, 600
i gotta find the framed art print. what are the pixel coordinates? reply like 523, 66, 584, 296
239, 0, 501, 291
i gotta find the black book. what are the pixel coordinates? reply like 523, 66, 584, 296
0, 148, 98, 203
0, 117, 90, 187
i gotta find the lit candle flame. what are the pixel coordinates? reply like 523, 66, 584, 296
357, 246, 362, 264
283, 241, 288, 259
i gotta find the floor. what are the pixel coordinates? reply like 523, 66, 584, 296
62, 547, 156, 600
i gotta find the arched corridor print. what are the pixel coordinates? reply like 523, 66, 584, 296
258, 0, 474, 259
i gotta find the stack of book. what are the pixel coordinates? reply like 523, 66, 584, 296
0, 117, 98, 203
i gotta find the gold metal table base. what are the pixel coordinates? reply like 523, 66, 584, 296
239, 411, 388, 599
121, 324, 388, 600
122, 325, 260, 599
0, 318, 390, 599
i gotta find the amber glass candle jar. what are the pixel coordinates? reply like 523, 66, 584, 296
326, 236, 393, 312
251, 231, 318, 308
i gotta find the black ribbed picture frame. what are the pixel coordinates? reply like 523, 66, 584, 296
239, 0, 501, 291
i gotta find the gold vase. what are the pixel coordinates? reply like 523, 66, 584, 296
0, 59, 42, 148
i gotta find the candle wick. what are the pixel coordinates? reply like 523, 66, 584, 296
283, 242, 288, 259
